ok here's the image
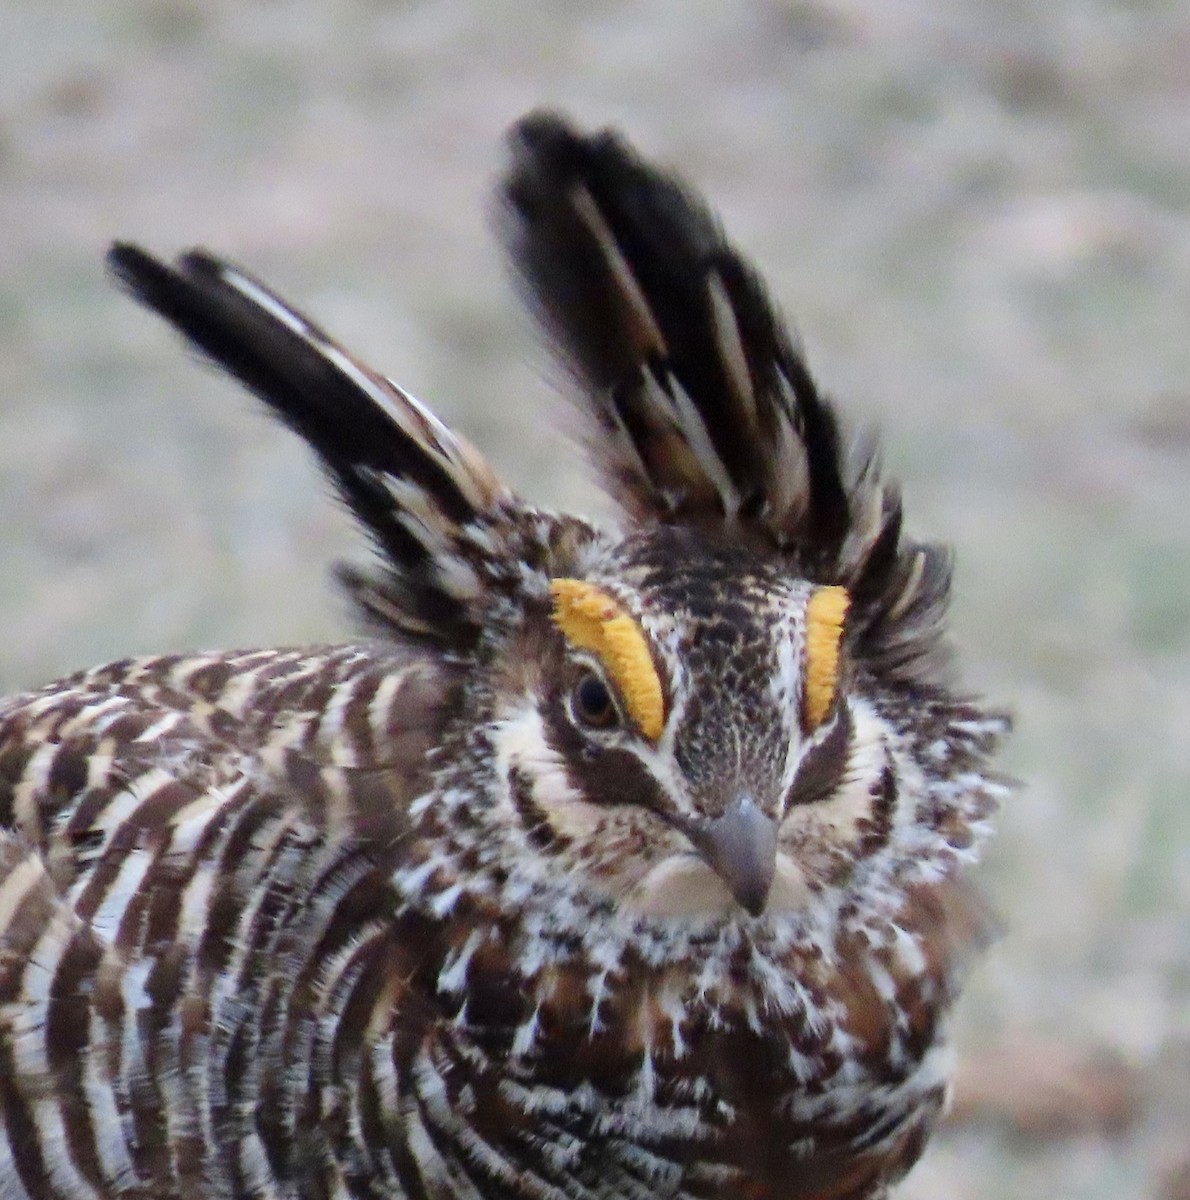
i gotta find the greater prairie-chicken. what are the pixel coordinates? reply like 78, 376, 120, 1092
0, 113, 1008, 1200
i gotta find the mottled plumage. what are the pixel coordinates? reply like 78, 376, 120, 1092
0, 112, 1008, 1200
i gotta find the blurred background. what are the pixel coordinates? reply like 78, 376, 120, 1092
2, 2, 1188, 1196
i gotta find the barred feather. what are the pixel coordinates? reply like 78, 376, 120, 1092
0, 646, 1002, 1200
0, 648, 460, 1199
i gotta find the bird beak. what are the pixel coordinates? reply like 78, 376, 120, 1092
685, 796, 777, 917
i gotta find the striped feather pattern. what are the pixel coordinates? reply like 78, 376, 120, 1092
0, 649, 448, 1199
0, 112, 1009, 1200
0, 647, 993, 1200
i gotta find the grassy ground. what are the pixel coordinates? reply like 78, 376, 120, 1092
3, 2, 1189, 1196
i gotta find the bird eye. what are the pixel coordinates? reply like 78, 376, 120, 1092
570, 673, 619, 731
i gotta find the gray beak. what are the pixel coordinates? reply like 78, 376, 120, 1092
685, 796, 777, 917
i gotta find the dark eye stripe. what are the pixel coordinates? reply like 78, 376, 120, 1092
855, 755, 897, 857
541, 702, 667, 813
786, 705, 853, 809
508, 764, 569, 853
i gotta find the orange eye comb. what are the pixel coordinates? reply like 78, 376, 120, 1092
549, 580, 665, 741
803, 586, 850, 730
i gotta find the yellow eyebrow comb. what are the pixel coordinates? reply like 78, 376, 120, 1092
549, 580, 665, 741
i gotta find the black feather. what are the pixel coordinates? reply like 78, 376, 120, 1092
108, 112, 958, 686
107, 243, 507, 647
500, 110, 849, 557
500, 111, 954, 685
